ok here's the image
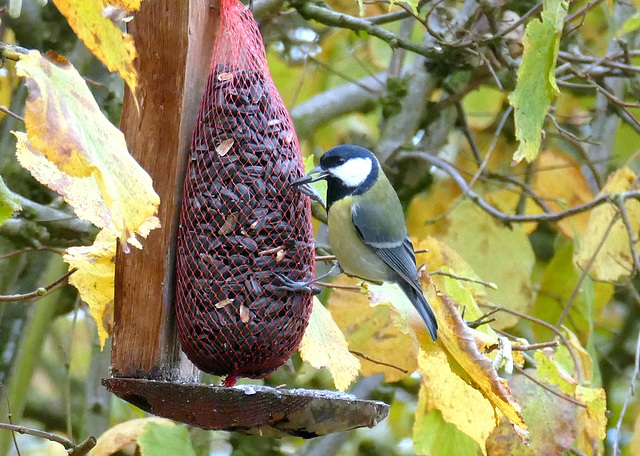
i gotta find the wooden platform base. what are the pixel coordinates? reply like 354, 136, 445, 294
103, 378, 389, 438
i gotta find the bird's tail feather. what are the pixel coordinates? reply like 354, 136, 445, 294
399, 282, 438, 341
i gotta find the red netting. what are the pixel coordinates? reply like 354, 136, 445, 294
175, 0, 315, 385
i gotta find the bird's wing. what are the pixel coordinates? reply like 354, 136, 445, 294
351, 203, 423, 295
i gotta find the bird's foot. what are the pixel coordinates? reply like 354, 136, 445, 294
273, 274, 322, 295
297, 183, 327, 211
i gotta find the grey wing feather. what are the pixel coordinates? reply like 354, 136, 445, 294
352, 204, 438, 340
351, 204, 422, 294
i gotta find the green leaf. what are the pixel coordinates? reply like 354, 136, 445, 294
138, 422, 196, 456
616, 12, 640, 36
531, 243, 613, 342
509, 0, 568, 163
413, 409, 481, 456
0, 176, 20, 227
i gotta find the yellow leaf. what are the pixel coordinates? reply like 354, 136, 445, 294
413, 236, 488, 304
328, 275, 419, 382
14, 132, 112, 230
532, 149, 595, 239
88, 417, 174, 456
15, 50, 159, 243
575, 386, 607, 444
45, 442, 69, 456
64, 230, 117, 347
417, 347, 496, 454
574, 168, 640, 281
299, 297, 361, 391
407, 179, 461, 239
462, 86, 505, 131
51, 0, 139, 93
574, 385, 608, 455
428, 285, 528, 440
534, 350, 577, 396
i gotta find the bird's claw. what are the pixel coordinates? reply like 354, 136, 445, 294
297, 183, 327, 211
274, 274, 321, 295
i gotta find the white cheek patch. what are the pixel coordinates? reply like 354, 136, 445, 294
330, 158, 372, 187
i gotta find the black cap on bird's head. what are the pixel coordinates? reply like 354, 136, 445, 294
294, 145, 380, 208
293, 145, 379, 208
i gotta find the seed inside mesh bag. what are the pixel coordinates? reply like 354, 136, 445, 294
216, 139, 234, 156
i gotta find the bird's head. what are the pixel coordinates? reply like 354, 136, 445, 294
293, 145, 380, 200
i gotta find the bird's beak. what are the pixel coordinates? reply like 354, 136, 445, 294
292, 166, 330, 186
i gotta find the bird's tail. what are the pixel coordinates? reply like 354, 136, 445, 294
399, 282, 438, 341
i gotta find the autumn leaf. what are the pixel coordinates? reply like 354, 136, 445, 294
427, 280, 528, 441
413, 409, 483, 456
63, 230, 117, 346
51, 0, 140, 94
0, 176, 20, 227
531, 149, 595, 239
15, 50, 159, 242
328, 275, 419, 382
486, 372, 577, 456
534, 350, 607, 453
509, 0, 568, 163
416, 346, 496, 454
299, 297, 361, 391
88, 417, 175, 456
574, 167, 640, 281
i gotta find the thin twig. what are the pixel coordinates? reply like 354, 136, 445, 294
0, 268, 77, 302
0, 382, 20, 456
0, 105, 24, 122
350, 350, 409, 373
557, 212, 619, 327
511, 341, 560, 351
0, 422, 73, 449
513, 365, 586, 408
0, 247, 65, 260
401, 151, 640, 227
615, 194, 640, 274
315, 281, 361, 291
429, 270, 497, 289
612, 328, 640, 456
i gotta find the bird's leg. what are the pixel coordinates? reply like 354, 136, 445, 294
274, 263, 343, 294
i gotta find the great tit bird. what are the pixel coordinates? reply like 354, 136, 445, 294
294, 145, 438, 341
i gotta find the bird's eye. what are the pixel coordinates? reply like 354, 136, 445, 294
336, 158, 345, 165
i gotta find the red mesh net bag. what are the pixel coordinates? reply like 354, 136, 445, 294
175, 0, 315, 387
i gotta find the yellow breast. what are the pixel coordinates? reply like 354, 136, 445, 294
327, 197, 390, 282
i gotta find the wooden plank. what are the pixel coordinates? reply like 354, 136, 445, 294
112, 0, 219, 379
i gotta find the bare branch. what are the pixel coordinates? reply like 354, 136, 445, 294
0, 268, 77, 302
400, 151, 640, 226
289, 1, 444, 60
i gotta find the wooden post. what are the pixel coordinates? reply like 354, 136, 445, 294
110, 0, 218, 380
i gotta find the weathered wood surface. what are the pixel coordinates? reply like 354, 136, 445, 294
112, 0, 218, 380
103, 378, 390, 438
